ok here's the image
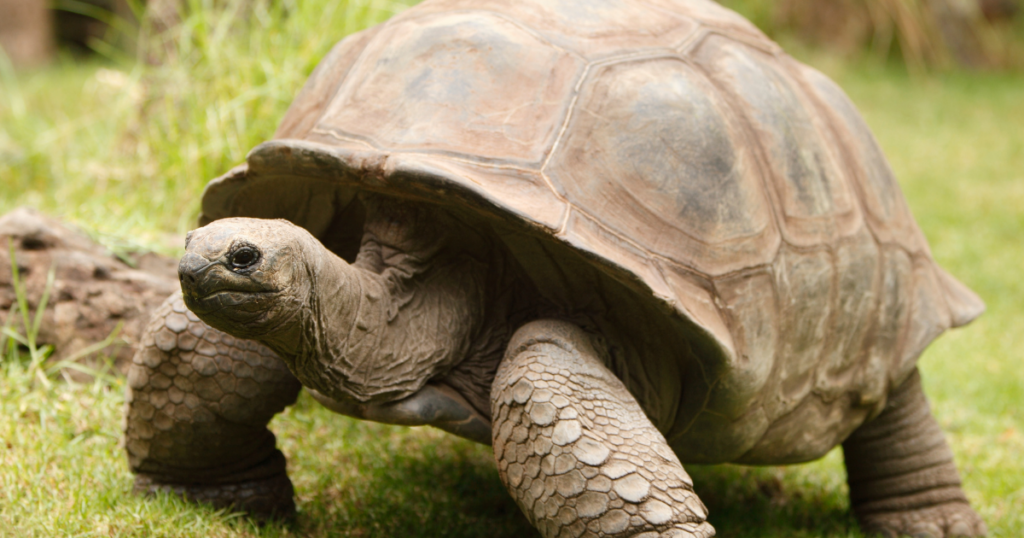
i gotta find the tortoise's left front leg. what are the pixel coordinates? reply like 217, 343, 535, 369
491, 319, 714, 538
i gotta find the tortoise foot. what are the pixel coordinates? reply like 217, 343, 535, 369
133, 472, 296, 520
859, 502, 987, 538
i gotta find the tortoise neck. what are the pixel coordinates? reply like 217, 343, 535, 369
263, 197, 490, 405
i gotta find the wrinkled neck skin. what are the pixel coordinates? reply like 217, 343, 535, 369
261, 196, 492, 411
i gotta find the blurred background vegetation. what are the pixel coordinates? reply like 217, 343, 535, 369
718, 0, 1024, 71
5, 0, 1022, 70
0, 1, 1022, 536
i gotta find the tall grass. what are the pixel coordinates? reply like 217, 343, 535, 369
0, 0, 414, 253
719, 0, 1024, 70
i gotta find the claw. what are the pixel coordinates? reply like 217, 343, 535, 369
859, 503, 987, 538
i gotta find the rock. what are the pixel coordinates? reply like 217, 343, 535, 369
0, 207, 178, 376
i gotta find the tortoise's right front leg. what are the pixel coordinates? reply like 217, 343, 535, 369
491, 320, 714, 538
124, 293, 302, 517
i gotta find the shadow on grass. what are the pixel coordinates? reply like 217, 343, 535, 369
264, 454, 859, 533
289, 448, 537, 537
689, 463, 862, 538
248, 461, 863, 538
247, 395, 864, 537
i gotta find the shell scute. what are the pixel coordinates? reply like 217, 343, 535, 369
657, 263, 733, 358
814, 228, 880, 401
860, 246, 915, 410
772, 247, 834, 418
797, 65, 927, 254
315, 12, 584, 166
694, 37, 861, 247
707, 269, 778, 421
546, 57, 778, 277
737, 389, 867, 464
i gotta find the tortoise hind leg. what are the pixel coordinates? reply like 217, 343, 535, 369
842, 369, 986, 537
491, 319, 714, 538
124, 292, 302, 517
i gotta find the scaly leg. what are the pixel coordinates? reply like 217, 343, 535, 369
124, 292, 302, 517
843, 369, 986, 537
491, 320, 714, 538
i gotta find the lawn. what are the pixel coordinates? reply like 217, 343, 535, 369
1, 1, 1022, 537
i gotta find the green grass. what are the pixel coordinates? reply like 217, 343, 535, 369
1, 1, 1022, 536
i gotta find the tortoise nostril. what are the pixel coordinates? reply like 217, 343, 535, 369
178, 252, 211, 287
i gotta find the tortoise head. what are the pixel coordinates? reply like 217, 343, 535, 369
178, 217, 317, 339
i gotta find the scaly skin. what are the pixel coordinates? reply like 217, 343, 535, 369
492, 320, 714, 538
124, 292, 301, 517
843, 369, 986, 538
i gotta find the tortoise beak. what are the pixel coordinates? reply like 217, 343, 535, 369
178, 251, 222, 308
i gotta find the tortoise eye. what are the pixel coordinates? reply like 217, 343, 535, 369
229, 247, 261, 270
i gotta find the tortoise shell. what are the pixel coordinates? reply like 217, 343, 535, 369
198, 0, 983, 464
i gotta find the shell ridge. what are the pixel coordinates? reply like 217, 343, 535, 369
672, 26, 711, 54
430, 8, 588, 60
758, 248, 799, 418
309, 126, 378, 150
552, 184, 573, 235
557, 204, 775, 282
539, 59, 591, 206
312, 125, 561, 171
698, 28, 781, 56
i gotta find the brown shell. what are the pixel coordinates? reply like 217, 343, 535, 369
199, 0, 984, 464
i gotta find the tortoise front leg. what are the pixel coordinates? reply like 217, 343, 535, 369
843, 369, 986, 537
124, 293, 302, 517
491, 320, 714, 538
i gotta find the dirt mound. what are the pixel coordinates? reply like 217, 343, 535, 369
0, 208, 178, 375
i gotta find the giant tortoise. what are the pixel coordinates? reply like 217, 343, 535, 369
123, 1, 987, 536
